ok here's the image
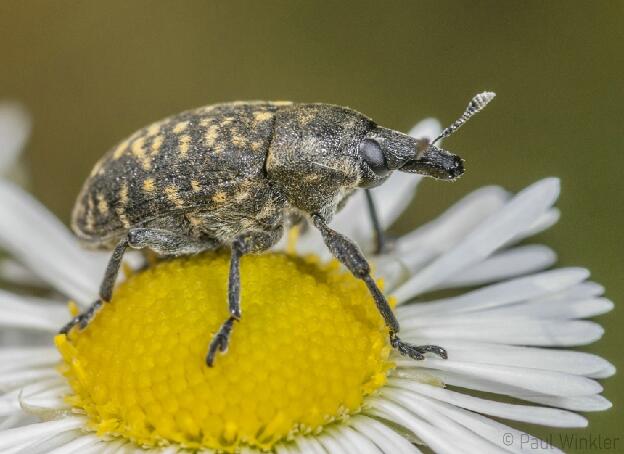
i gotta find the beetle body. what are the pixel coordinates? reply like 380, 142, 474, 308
66, 94, 495, 367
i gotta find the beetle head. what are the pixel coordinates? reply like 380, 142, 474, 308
357, 91, 496, 188
267, 92, 494, 216
357, 127, 464, 188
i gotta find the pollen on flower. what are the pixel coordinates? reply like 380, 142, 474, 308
55, 252, 394, 451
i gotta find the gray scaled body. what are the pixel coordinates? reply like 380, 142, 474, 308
66, 94, 495, 367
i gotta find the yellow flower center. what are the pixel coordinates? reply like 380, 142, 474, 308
55, 252, 393, 451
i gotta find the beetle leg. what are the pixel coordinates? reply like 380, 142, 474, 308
59, 237, 129, 334
365, 189, 386, 254
365, 189, 397, 255
311, 213, 447, 361
206, 236, 246, 367
60, 229, 217, 335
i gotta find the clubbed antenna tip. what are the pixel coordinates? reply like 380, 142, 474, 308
432, 91, 496, 145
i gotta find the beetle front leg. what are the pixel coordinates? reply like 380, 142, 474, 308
311, 213, 447, 361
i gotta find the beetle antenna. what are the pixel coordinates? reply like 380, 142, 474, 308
431, 91, 496, 145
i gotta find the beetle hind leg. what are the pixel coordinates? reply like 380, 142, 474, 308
59, 228, 216, 335
59, 237, 129, 334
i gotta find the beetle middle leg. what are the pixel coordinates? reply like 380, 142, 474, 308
60, 228, 215, 335
206, 230, 281, 367
311, 213, 447, 361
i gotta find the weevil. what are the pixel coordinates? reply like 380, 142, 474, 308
61, 92, 495, 366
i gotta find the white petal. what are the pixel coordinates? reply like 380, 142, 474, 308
413, 359, 602, 396
0, 348, 60, 373
0, 181, 107, 303
589, 363, 616, 379
378, 391, 505, 454
438, 245, 556, 290
96, 439, 129, 454
350, 416, 422, 454
400, 319, 603, 346
506, 208, 560, 247
368, 398, 471, 454
0, 103, 30, 175
316, 430, 350, 454
388, 379, 587, 427
0, 259, 46, 288
472, 297, 613, 320
0, 367, 59, 392
404, 393, 563, 454
327, 426, 382, 454
397, 268, 590, 316
520, 394, 612, 412
0, 290, 67, 331
0, 377, 65, 416
394, 341, 613, 376
43, 433, 102, 454
394, 178, 561, 301
293, 435, 328, 454
0, 417, 84, 451
394, 185, 510, 270
400, 297, 612, 323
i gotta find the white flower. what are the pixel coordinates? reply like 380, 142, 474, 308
0, 116, 614, 453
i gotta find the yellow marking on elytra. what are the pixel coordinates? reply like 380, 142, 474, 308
185, 212, 203, 227
89, 159, 105, 177
165, 184, 184, 207
146, 121, 162, 136
204, 125, 220, 147
150, 135, 164, 155
234, 190, 250, 202
118, 182, 129, 206
231, 132, 248, 148
86, 196, 96, 231
253, 111, 273, 122
191, 180, 202, 192
131, 137, 152, 170
272, 101, 292, 106
212, 191, 227, 203
143, 178, 156, 193
221, 117, 235, 126
114, 182, 131, 227
112, 140, 129, 160
178, 135, 192, 157
250, 141, 263, 151
96, 193, 109, 215
173, 121, 189, 134
115, 207, 131, 228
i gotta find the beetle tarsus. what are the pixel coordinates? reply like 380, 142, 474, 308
59, 299, 103, 334
206, 236, 247, 367
206, 316, 236, 367
390, 333, 448, 360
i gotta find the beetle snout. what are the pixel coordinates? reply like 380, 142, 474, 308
400, 144, 464, 181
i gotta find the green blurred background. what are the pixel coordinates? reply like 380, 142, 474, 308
0, 1, 621, 452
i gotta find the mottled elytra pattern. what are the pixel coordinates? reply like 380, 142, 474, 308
72, 102, 291, 249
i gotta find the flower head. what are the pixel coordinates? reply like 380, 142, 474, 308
0, 115, 614, 453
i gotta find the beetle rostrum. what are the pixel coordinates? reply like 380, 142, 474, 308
62, 92, 495, 367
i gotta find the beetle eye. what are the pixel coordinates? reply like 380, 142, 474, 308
359, 139, 389, 177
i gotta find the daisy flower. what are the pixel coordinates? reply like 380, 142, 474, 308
0, 110, 614, 454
